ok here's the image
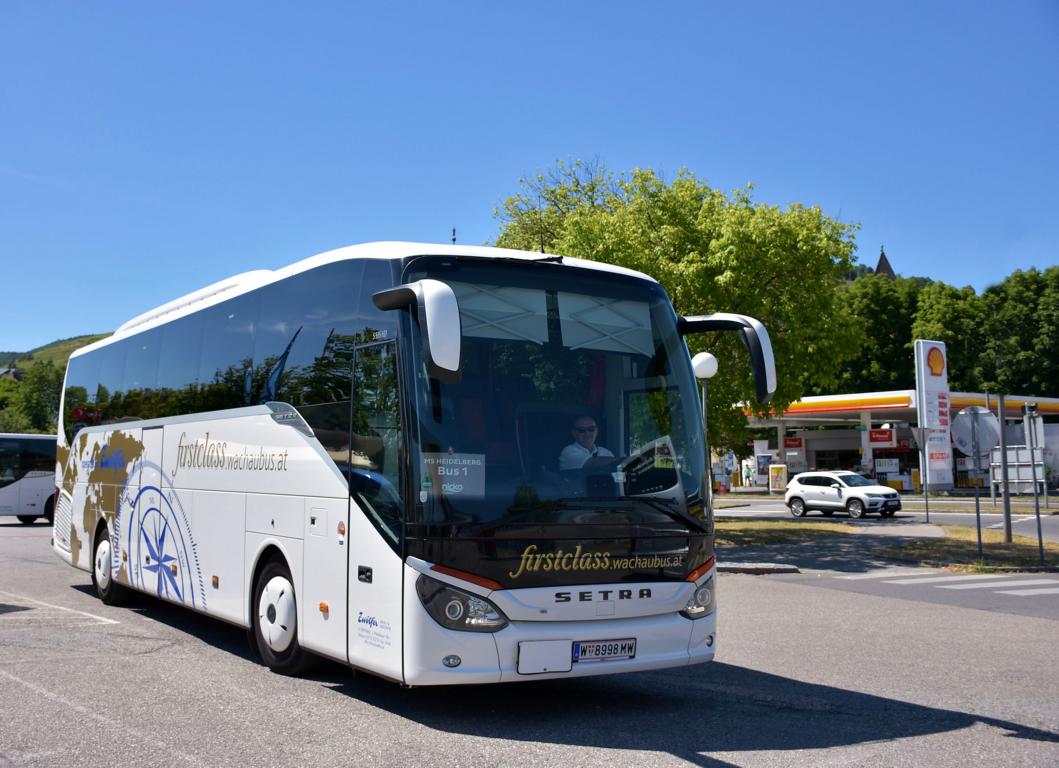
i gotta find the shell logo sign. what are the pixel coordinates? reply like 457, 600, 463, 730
914, 339, 953, 489
927, 346, 945, 376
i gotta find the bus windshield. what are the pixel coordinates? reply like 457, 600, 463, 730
402, 258, 706, 537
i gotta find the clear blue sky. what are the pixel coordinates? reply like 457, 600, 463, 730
2, 1, 1057, 352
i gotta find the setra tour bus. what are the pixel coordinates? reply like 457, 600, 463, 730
53, 242, 775, 685
1, 433, 57, 524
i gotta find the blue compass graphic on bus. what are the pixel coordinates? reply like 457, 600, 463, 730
141, 513, 182, 600
122, 471, 204, 609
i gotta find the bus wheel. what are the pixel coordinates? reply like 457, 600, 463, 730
44, 496, 55, 525
92, 528, 129, 605
17, 515, 38, 524
253, 560, 310, 675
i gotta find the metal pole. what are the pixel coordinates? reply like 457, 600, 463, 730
701, 379, 711, 500
1042, 410, 1050, 510
972, 414, 983, 558
998, 393, 1012, 543
921, 443, 930, 525
1026, 404, 1044, 563
986, 393, 997, 508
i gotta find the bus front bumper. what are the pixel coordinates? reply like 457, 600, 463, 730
403, 607, 716, 686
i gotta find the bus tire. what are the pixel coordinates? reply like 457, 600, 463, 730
44, 496, 55, 525
92, 525, 129, 605
253, 559, 311, 676
17, 515, 38, 524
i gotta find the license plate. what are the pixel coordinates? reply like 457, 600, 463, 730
572, 638, 636, 662
886, 500, 900, 508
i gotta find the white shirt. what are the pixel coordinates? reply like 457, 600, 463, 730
558, 442, 614, 471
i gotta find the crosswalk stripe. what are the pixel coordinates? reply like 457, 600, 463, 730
883, 574, 1018, 585
938, 579, 1058, 591
838, 570, 938, 580
994, 587, 1059, 596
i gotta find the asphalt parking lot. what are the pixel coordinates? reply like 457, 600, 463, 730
1, 520, 1057, 767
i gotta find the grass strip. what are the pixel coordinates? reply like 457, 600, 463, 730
874, 525, 1059, 570
714, 518, 855, 547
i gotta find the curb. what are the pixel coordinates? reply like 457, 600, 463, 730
718, 562, 800, 575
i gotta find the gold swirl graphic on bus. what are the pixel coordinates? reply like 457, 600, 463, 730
508, 544, 684, 579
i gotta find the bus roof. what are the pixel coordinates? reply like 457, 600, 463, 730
73, 242, 658, 357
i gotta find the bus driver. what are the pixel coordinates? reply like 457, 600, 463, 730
558, 414, 615, 470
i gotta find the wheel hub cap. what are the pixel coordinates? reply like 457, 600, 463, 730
95, 540, 112, 588
259, 576, 296, 653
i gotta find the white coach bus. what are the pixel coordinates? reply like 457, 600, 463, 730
54, 242, 774, 685
1, 433, 56, 524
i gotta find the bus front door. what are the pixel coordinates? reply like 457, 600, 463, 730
346, 340, 405, 681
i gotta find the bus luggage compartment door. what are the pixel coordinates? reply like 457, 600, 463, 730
300, 496, 349, 662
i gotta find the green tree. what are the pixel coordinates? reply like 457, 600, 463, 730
0, 376, 30, 432
17, 361, 64, 433
830, 275, 928, 393
911, 281, 984, 392
494, 161, 863, 449
976, 267, 1059, 397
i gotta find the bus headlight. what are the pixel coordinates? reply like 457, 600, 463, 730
680, 576, 715, 619
416, 575, 509, 633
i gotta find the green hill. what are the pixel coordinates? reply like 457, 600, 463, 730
1, 334, 110, 370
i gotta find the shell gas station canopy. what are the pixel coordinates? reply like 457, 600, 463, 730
747, 390, 1059, 491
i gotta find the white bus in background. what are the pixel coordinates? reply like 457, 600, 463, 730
54, 242, 775, 685
0, 433, 56, 524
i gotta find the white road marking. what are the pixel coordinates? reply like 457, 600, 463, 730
0, 669, 204, 766
938, 579, 1058, 591
838, 570, 939, 580
986, 515, 1033, 529
993, 587, 1059, 596
883, 574, 1017, 585
0, 590, 118, 625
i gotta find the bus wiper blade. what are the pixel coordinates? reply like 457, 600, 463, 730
623, 496, 708, 534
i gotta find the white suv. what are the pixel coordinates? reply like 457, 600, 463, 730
785, 471, 901, 519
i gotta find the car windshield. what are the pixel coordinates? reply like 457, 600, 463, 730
402, 257, 706, 535
837, 473, 873, 487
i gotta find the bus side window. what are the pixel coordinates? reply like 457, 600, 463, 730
197, 292, 260, 411
158, 311, 205, 418
63, 353, 99, 444
121, 327, 162, 420
0, 443, 17, 486
93, 342, 126, 425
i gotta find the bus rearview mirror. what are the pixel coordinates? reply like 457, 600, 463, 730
373, 279, 462, 382
678, 312, 776, 404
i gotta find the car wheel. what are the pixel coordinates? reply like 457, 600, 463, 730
253, 559, 311, 675
789, 498, 806, 517
847, 499, 865, 519
92, 527, 129, 605
881, 509, 895, 518
17, 515, 38, 524
821, 510, 835, 517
